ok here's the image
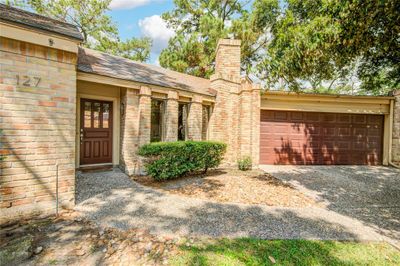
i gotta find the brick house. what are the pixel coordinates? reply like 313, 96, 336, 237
1, 4, 399, 222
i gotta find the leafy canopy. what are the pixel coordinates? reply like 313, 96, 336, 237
161, 0, 399, 95
3, 0, 152, 62
259, 0, 400, 95
159, 0, 273, 78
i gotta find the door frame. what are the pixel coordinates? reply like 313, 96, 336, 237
76, 93, 120, 167
260, 92, 394, 165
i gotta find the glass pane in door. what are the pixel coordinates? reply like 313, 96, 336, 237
103, 103, 110, 128
84, 101, 92, 128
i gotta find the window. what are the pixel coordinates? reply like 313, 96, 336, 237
202, 105, 211, 140
151, 99, 164, 142
178, 103, 189, 141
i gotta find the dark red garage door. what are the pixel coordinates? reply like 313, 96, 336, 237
260, 110, 383, 165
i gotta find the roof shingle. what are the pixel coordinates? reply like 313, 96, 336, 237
78, 47, 214, 96
0, 4, 83, 41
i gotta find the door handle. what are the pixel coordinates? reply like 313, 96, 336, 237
80, 133, 83, 143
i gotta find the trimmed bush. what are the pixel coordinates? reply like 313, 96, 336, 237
138, 141, 227, 180
238, 156, 252, 171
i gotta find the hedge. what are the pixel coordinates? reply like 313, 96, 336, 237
138, 141, 227, 181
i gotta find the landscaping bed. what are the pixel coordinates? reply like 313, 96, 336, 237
1, 212, 399, 266
0, 211, 180, 266
133, 168, 319, 207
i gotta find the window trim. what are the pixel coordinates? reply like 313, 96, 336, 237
150, 98, 165, 142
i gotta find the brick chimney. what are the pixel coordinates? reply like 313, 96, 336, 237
209, 39, 260, 167
214, 39, 241, 82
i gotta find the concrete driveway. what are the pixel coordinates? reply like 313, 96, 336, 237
260, 165, 400, 242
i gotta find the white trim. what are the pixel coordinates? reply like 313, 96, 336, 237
76, 93, 120, 166
79, 163, 113, 167
0, 22, 79, 53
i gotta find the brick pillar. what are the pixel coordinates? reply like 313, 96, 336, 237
188, 94, 203, 141
239, 80, 261, 166
164, 90, 178, 141
209, 39, 241, 165
0, 38, 77, 223
138, 86, 151, 146
120, 88, 140, 175
392, 90, 400, 166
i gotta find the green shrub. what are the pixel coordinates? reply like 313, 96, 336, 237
138, 141, 226, 181
238, 156, 252, 171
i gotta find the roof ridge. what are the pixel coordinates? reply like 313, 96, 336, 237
0, 3, 83, 41
0, 3, 76, 29
80, 47, 210, 82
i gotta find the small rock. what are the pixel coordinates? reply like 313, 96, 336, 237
102, 248, 107, 253
145, 243, 152, 253
34, 246, 43, 255
99, 230, 104, 236
107, 247, 115, 255
268, 255, 276, 264
76, 249, 86, 256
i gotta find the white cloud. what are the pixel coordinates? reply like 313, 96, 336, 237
138, 15, 175, 53
110, 0, 151, 10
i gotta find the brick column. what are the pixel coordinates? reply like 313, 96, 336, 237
392, 90, 400, 166
188, 94, 203, 141
164, 90, 179, 141
209, 39, 241, 165
239, 80, 261, 166
120, 88, 140, 175
0, 38, 77, 223
138, 86, 151, 146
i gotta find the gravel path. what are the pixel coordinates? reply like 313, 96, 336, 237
260, 165, 400, 243
75, 169, 388, 242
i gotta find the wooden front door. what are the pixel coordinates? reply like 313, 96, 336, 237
80, 99, 113, 165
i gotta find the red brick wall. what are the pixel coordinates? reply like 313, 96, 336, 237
0, 37, 77, 224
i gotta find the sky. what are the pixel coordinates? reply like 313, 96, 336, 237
108, 0, 176, 65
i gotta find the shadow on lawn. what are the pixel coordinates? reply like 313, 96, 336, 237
175, 238, 400, 266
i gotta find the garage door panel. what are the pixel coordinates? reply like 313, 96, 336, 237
352, 115, 367, 124
260, 110, 383, 165
338, 114, 351, 123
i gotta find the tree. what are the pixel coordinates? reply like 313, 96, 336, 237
159, 0, 272, 78
257, 0, 400, 95
3, 0, 151, 62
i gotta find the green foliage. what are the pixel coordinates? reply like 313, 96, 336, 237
94, 36, 152, 62
7, 0, 151, 62
161, 0, 399, 95
138, 141, 226, 181
2, 0, 27, 7
159, 0, 270, 78
258, 0, 400, 95
170, 238, 400, 265
237, 156, 252, 171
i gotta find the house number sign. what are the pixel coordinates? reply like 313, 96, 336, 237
16, 75, 41, 87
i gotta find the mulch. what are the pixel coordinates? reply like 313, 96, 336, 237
133, 169, 319, 208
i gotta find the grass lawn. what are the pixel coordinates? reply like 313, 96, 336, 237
170, 238, 400, 266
